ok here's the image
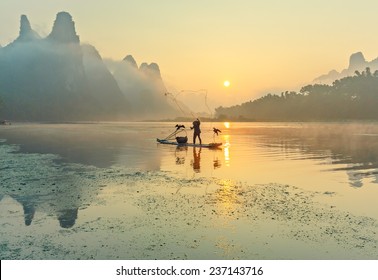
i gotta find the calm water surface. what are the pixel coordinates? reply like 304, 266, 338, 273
159, 122, 378, 219
1, 122, 378, 217
1, 121, 378, 259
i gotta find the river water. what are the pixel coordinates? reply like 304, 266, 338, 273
1, 122, 377, 259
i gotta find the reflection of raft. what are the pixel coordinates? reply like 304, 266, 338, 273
157, 138, 222, 149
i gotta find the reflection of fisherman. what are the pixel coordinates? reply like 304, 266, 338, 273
192, 147, 201, 172
190, 118, 202, 145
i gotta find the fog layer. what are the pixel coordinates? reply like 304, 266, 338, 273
0, 12, 179, 121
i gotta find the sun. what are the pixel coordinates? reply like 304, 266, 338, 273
223, 80, 230, 87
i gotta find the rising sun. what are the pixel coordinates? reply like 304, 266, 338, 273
223, 80, 230, 87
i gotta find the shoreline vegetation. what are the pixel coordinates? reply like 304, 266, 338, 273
158, 117, 378, 123
215, 68, 378, 122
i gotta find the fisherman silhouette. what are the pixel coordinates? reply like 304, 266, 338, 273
190, 118, 202, 144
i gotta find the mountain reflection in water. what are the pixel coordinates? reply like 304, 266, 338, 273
2, 122, 378, 228
249, 123, 378, 188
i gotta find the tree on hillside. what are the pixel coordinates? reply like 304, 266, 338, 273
215, 67, 378, 121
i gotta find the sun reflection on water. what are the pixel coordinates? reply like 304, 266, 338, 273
223, 135, 231, 167
210, 179, 242, 222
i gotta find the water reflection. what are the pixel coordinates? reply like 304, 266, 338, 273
213, 158, 222, 169
347, 168, 363, 188
58, 208, 78, 228
2, 121, 378, 234
0, 123, 160, 169
11, 195, 36, 226
0, 144, 102, 228
191, 147, 201, 172
160, 141, 223, 175
3, 192, 81, 228
171, 146, 222, 174
247, 123, 378, 188
3, 186, 87, 228
223, 135, 231, 167
207, 179, 241, 223
175, 146, 187, 165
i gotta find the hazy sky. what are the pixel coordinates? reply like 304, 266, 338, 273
1, 0, 378, 107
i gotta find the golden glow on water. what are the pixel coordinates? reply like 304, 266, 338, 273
213, 179, 241, 220
223, 122, 230, 129
224, 147, 230, 167
223, 135, 231, 167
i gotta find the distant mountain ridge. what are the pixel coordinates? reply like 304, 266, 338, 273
313, 52, 378, 84
16, 15, 41, 43
215, 53, 378, 121
0, 12, 178, 121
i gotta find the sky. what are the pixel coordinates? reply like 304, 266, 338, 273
1, 0, 378, 108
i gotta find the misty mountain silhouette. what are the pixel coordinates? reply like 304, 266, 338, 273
0, 12, 178, 121
313, 52, 378, 84
15, 15, 41, 43
112, 55, 183, 119
47, 11, 80, 44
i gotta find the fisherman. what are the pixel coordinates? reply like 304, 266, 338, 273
190, 118, 202, 145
